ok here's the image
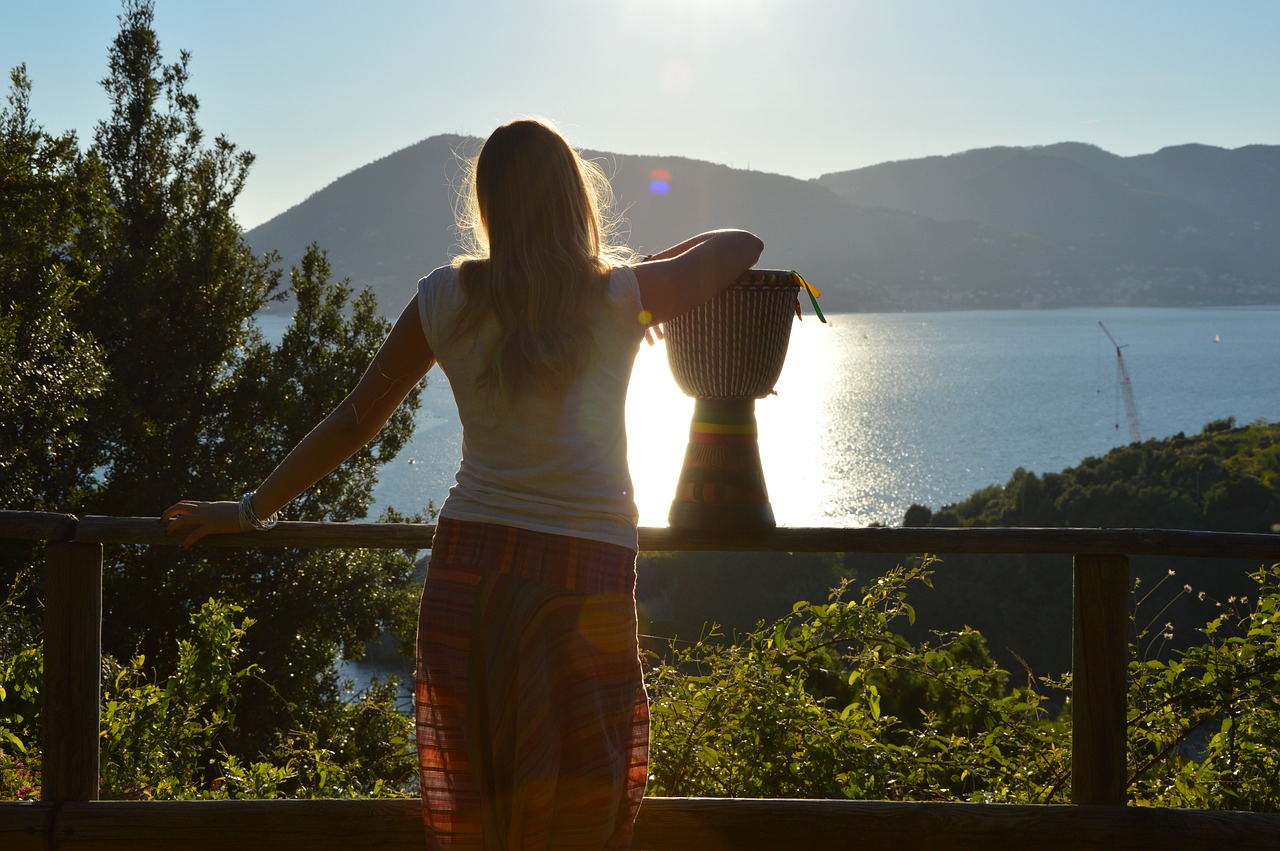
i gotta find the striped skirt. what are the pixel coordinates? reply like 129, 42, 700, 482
415, 517, 649, 850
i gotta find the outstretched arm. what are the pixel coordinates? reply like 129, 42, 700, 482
162, 294, 435, 548
633, 229, 763, 325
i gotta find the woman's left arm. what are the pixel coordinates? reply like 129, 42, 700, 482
163, 295, 435, 548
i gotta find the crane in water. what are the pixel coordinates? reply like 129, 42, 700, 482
1099, 321, 1141, 443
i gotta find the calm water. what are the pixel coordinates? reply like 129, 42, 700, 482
261, 306, 1280, 530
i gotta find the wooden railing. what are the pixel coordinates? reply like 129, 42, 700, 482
3, 509, 1280, 849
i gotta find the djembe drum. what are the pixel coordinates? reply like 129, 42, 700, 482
665, 269, 804, 530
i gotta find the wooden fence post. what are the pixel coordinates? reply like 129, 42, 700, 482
1071, 553, 1129, 805
43, 540, 103, 802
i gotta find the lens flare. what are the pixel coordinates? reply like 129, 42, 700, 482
648, 167, 672, 195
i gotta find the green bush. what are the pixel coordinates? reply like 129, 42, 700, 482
645, 559, 1069, 802
0, 598, 415, 801
0, 644, 41, 801
7, 562, 1280, 808
645, 558, 1280, 810
1127, 563, 1280, 809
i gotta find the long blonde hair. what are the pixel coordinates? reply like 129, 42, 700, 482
451, 118, 634, 401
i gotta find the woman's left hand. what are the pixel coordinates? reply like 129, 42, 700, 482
162, 500, 241, 549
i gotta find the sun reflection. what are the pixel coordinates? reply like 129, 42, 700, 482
625, 341, 693, 526
756, 317, 845, 525
626, 316, 841, 527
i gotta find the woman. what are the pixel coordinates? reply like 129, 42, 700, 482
163, 117, 763, 849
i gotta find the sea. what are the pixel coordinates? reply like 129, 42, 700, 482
257, 305, 1280, 532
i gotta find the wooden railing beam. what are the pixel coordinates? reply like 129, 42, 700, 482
0, 510, 77, 542
4, 798, 1280, 851
42, 541, 103, 803
1071, 553, 1130, 805
0, 511, 1270, 558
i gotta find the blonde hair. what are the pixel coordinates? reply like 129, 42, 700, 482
451, 118, 635, 402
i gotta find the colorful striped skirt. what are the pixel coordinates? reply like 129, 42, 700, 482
415, 517, 649, 850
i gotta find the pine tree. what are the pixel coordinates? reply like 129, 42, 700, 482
0, 66, 107, 513
78, 0, 280, 514
0, 66, 109, 651
20, 0, 428, 751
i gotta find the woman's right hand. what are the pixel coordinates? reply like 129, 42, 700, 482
634, 230, 763, 325
162, 499, 242, 549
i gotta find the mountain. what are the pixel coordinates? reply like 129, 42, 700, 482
246, 138, 1280, 316
817, 142, 1280, 307
246, 134, 470, 315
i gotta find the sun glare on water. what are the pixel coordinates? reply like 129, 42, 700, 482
625, 317, 839, 528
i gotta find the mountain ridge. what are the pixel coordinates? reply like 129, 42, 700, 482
246, 138, 1280, 316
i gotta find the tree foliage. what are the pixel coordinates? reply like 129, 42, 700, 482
0, 66, 107, 513
909, 418, 1280, 533
2, 0, 426, 763
0, 67, 111, 648
76, 0, 280, 517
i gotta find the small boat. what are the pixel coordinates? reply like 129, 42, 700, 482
1213, 334, 1221, 343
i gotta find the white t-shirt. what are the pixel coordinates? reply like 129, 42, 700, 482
417, 265, 646, 550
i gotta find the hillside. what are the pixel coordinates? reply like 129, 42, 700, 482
246, 138, 1280, 317
907, 416, 1280, 533
896, 417, 1280, 676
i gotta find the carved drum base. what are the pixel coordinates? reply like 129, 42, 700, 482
668, 398, 775, 531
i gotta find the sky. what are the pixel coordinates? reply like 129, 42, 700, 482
4, 0, 1278, 230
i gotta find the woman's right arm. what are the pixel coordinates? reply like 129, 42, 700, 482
633, 229, 764, 324
162, 295, 435, 548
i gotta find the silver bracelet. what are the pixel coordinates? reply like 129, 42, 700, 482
238, 492, 279, 532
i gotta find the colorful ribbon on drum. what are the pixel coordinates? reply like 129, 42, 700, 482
791, 271, 827, 323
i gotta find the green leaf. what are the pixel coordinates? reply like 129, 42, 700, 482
772, 620, 788, 650
0, 728, 27, 754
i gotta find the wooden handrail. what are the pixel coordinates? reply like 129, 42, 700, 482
5, 797, 1280, 851
0, 510, 78, 541
3, 508, 1279, 849
3, 510, 1279, 558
